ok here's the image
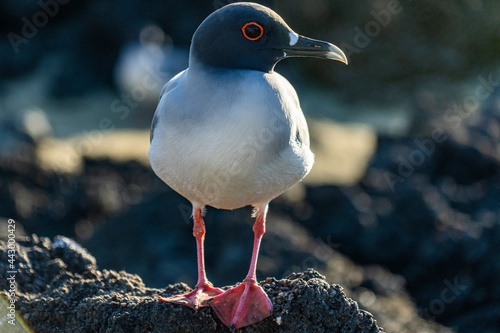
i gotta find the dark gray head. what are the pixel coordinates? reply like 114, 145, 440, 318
190, 2, 347, 73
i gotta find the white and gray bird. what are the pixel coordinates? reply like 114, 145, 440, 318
149, 2, 347, 330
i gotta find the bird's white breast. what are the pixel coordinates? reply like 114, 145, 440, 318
149, 67, 313, 209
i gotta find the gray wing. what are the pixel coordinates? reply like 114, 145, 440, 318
150, 70, 186, 143
272, 73, 310, 148
288, 87, 310, 148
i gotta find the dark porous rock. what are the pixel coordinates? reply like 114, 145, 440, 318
0, 154, 163, 239
288, 90, 500, 331
0, 123, 449, 332
0, 236, 383, 333
264, 271, 379, 333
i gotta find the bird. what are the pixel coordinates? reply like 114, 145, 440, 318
149, 2, 347, 330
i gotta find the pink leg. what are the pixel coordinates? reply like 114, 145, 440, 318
159, 207, 223, 309
209, 204, 273, 330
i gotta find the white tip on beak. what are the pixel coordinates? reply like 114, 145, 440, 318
289, 31, 299, 46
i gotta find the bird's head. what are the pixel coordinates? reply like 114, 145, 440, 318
190, 2, 348, 73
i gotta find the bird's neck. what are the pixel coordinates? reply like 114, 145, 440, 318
188, 54, 275, 74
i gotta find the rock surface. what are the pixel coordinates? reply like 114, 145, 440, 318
285, 89, 500, 331
0, 236, 382, 333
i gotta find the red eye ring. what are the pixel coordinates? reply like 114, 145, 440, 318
242, 22, 264, 41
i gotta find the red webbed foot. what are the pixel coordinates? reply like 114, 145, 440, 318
159, 282, 224, 310
209, 278, 273, 330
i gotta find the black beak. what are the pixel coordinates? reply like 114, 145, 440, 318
282, 34, 348, 65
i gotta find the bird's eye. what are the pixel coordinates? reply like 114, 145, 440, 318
242, 22, 263, 41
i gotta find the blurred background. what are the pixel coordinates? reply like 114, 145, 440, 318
1, 0, 499, 332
